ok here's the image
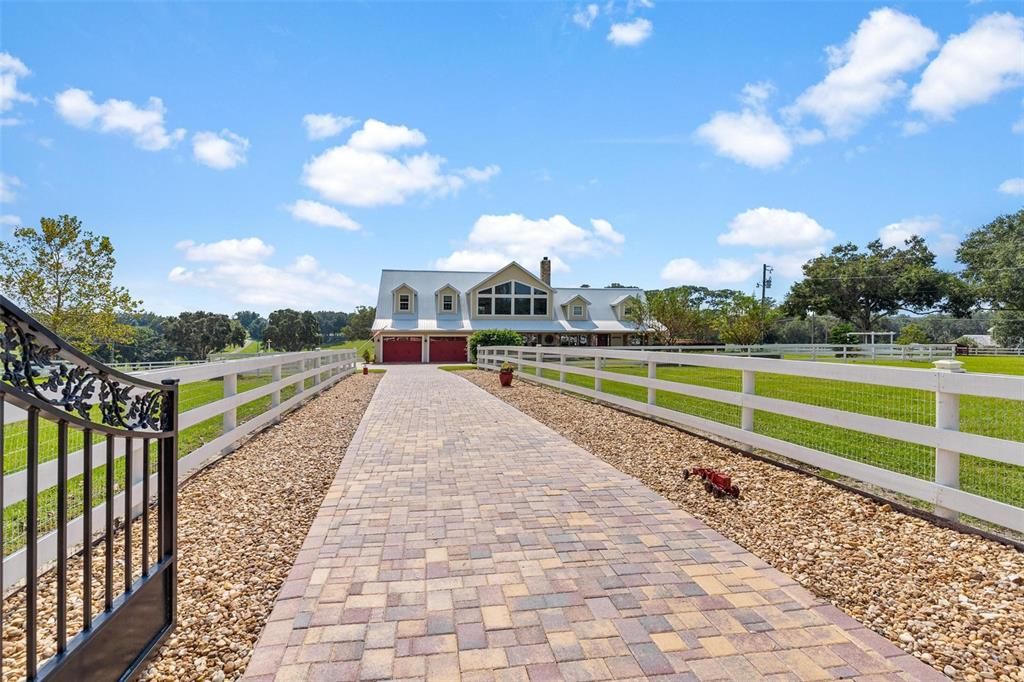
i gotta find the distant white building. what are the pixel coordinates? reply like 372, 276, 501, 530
371, 258, 648, 363
961, 334, 996, 347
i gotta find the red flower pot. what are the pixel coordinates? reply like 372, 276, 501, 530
363, 366, 369, 375
499, 370, 513, 387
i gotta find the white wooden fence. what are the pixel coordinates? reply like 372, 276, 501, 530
610, 343, 956, 361
3, 349, 357, 591
966, 347, 1024, 356
478, 346, 1024, 533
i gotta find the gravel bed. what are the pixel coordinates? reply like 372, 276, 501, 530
2, 373, 380, 682
461, 369, 1024, 682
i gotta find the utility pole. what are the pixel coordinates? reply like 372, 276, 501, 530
759, 264, 773, 309
757, 264, 773, 343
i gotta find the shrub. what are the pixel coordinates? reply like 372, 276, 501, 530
954, 335, 979, 348
897, 323, 930, 345
828, 322, 856, 346
361, 347, 373, 363
468, 329, 523, 360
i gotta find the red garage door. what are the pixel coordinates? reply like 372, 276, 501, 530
382, 336, 422, 363
429, 336, 467, 363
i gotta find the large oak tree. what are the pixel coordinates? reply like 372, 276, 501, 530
783, 237, 973, 330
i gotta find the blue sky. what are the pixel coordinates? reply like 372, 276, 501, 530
2, 1, 1022, 315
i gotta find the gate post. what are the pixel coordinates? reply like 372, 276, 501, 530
934, 359, 965, 521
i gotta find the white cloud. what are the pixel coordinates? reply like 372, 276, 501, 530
192, 129, 249, 169
434, 213, 624, 273
0, 53, 35, 112
176, 237, 274, 262
302, 119, 496, 207
695, 109, 793, 168
998, 177, 1024, 195
741, 81, 776, 108
785, 8, 938, 136
660, 257, 760, 286
607, 18, 653, 47
754, 248, 827, 279
302, 113, 357, 140
54, 88, 186, 151
718, 207, 834, 248
901, 120, 929, 136
910, 13, 1024, 120
433, 249, 523, 273
286, 199, 361, 231
0, 173, 21, 203
459, 165, 501, 182
878, 216, 960, 255
590, 218, 625, 244
878, 216, 941, 247
573, 3, 600, 29
347, 119, 426, 152
0, 214, 20, 226
169, 238, 375, 310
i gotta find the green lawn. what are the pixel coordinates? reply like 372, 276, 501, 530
3, 371, 310, 555
525, 355, 1023, 509
782, 354, 1024, 376
322, 339, 374, 359
438, 364, 476, 372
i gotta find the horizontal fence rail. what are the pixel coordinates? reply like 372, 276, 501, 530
965, 347, 1024, 356
3, 349, 357, 593
606, 343, 956, 361
479, 346, 1024, 534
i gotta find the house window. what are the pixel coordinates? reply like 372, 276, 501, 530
572, 304, 584, 317
442, 294, 454, 312
398, 293, 411, 311
476, 280, 549, 316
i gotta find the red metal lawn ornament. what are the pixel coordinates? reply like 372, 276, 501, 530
684, 467, 740, 499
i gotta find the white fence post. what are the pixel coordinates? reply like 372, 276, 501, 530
223, 371, 237, 451
536, 349, 543, 377
934, 359, 965, 521
271, 362, 282, 411
647, 359, 656, 405
594, 353, 603, 393
741, 369, 755, 432
559, 354, 566, 387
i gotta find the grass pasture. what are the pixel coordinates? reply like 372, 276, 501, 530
520, 353, 1024, 510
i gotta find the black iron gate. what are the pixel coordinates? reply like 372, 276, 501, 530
1, 295, 177, 681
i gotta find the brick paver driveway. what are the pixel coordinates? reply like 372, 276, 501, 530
244, 366, 940, 681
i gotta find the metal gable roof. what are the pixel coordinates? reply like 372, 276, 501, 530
372, 267, 645, 334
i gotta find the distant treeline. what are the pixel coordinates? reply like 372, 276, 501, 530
94, 306, 376, 363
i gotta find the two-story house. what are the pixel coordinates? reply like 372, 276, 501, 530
371, 258, 647, 363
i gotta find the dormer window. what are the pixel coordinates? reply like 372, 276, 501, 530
398, 294, 411, 312
442, 294, 454, 312
476, 279, 549, 316
572, 304, 583, 317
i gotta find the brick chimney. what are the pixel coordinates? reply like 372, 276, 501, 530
540, 256, 551, 285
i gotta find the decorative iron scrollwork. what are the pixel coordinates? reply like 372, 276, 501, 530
0, 306, 166, 431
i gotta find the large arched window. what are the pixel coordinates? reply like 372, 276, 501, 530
477, 280, 548, 316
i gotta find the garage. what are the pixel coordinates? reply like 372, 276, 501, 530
428, 336, 468, 363
382, 336, 422, 363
